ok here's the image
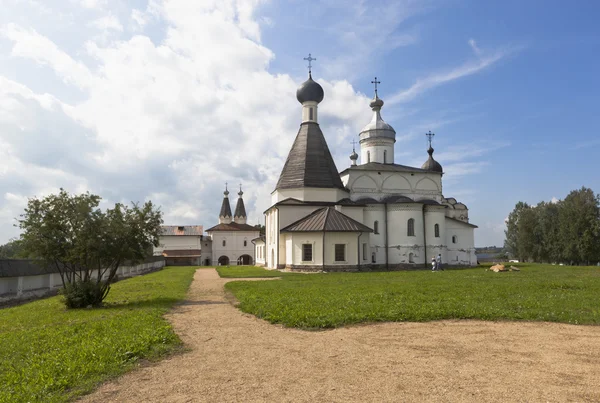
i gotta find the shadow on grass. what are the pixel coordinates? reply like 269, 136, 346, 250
102, 297, 182, 309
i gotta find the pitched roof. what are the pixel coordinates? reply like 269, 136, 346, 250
205, 222, 260, 232
276, 122, 345, 190
219, 196, 232, 218
234, 196, 247, 218
446, 216, 478, 228
161, 225, 203, 236
281, 207, 373, 233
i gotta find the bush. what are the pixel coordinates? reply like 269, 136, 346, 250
62, 280, 107, 308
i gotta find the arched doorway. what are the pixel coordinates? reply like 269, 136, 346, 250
204, 258, 211, 266
237, 254, 253, 265
218, 256, 229, 266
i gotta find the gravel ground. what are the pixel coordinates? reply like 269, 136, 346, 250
80, 268, 600, 402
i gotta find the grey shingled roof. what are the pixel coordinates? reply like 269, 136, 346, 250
276, 122, 345, 190
205, 222, 259, 232
234, 197, 247, 218
446, 216, 478, 228
219, 196, 232, 218
161, 225, 203, 236
281, 207, 373, 233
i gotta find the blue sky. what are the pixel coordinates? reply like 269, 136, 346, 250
0, 0, 599, 247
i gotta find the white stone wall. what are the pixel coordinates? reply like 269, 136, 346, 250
360, 139, 395, 164
210, 230, 259, 265
254, 240, 266, 266
341, 170, 443, 202
154, 235, 203, 255
445, 218, 477, 266
272, 187, 349, 204
286, 233, 323, 266
0, 260, 165, 304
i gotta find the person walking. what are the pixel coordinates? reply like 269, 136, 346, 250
436, 254, 443, 271
431, 257, 437, 272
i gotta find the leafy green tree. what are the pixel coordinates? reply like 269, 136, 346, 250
0, 239, 24, 259
533, 201, 561, 263
558, 187, 600, 265
504, 201, 530, 260
18, 189, 163, 307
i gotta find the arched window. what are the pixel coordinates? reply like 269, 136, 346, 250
383, 150, 387, 164
409, 252, 414, 263
452, 235, 457, 244
222, 239, 226, 247
374, 220, 379, 234
407, 218, 415, 236
244, 240, 247, 247
367, 151, 371, 163
434, 223, 440, 238
372, 252, 376, 263
309, 107, 313, 120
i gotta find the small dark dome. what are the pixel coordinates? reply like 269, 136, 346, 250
296, 73, 324, 104
421, 146, 443, 173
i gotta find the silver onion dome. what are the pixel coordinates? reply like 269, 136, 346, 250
296, 73, 324, 104
421, 146, 443, 173
359, 95, 396, 141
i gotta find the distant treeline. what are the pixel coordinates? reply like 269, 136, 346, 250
504, 187, 600, 265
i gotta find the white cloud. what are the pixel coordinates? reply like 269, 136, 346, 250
387, 42, 519, 105
551, 196, 559, 204
90, 15, 123, 32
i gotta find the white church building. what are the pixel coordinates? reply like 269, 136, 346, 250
206, 186, 260, 266
254, 69, 477, 271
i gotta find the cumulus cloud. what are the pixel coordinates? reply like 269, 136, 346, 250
0, 0, 375, 243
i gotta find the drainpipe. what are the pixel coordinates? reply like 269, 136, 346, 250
385, 203, 389, 270
275, 207, 280, 270
423, 204, 427, 269
357, 231, 363, 270
322, 230, 326, 270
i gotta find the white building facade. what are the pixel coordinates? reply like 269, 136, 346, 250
259, 71, 477, 271
206, 186, 260, 265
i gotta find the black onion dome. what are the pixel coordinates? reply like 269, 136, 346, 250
421, 146, 443, 173
296, 73, 324, 104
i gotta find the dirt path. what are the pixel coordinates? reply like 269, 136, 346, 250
81, 269, 600, 402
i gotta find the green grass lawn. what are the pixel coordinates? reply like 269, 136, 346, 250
0, 266, 197, 403
224, 263, 600, 329
216, 265, 290, 278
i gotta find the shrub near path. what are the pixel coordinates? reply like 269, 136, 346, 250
0, 266, 198, 403
225, 264, 600, 328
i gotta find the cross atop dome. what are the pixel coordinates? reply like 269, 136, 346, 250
303, 53, 316, 75
426, 131, 435, 148
371, 77, 381, 97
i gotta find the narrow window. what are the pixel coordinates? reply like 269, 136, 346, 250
244, 240, 247, 247
302, 244, 313, 261
362, 243, 367, 260
452, 235, 457, 244
383, 150, 387, 164
309, 107, 313, 120
409, 252, 414, 263
434, 223, 440, 238
335, 244, 346, 262
407, 218, 415, 236
372, 252, 376, 263
367, 151, 371, 163
222, 240, 226, 247
374, 220, 379, 234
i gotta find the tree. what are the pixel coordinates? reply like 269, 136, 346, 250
558, 187, 600, 265
504, 201, 530, 260
253, 223, 265, 236
0, 239, 24, 259
18, 189, 163, 307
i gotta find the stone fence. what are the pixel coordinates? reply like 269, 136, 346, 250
0, 257, 165, 305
